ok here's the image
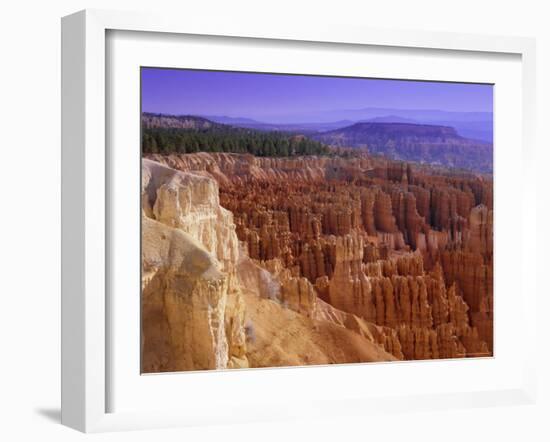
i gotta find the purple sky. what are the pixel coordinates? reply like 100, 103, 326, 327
141, 67, 493, 123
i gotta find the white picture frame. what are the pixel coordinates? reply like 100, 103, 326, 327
61, 9, 538, 433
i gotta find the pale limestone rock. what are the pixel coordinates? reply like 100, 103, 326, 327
141, 217, 229, 371
141, 159, 248, 372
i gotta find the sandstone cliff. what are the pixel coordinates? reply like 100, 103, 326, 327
141, 159, 247, 372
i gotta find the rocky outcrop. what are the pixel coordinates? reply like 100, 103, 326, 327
141, 159, 248, 372
142, 217, 233, 371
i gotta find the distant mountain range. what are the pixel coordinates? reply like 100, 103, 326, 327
366, 115, 418, 124
142, 113, 493, 173
203, 107, 493, 142
203, 116, 354, 134
256, 107, 492, 124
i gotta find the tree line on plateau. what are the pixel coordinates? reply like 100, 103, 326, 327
141, 127, 331, 157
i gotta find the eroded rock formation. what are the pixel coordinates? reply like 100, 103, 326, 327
142, 152, 493, 371
141, 159, 248, 372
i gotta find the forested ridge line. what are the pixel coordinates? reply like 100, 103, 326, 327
141, 113, 331, 157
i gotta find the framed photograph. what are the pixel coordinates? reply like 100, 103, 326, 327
61, 9, 537, 432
